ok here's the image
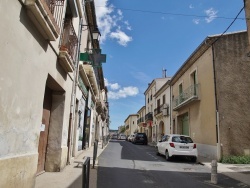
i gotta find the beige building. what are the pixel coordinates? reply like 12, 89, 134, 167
144, 77, 171, 143
124, 114, 139, 136
137, 106, 146, 133
171, 31, 250, 160
0, 0, 108, 187
154, 80, 171, 141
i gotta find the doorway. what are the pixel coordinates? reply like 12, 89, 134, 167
37, 86, 52, 174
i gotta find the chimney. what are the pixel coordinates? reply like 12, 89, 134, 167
162, 68, 167, 78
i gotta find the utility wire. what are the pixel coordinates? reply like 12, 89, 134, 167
211, 6, 245, 45
96, 6, 246, 20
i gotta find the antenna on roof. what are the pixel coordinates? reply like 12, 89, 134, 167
162, 68, 167, 78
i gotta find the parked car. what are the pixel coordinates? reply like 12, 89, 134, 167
111, 134, 118, 139
156, 134, 197, 162
133, 133, 148, 145
118, 134, 126, 140
128, 134, 135, 142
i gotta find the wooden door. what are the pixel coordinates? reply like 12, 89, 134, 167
37, 86, 52, 174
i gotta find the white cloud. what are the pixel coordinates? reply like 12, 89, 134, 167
110, 83, 120, 90
204, 8, 218, 23
189, 4, 194, 9
110, 29, 133, 46
108, 87, 139, 99
105, 78, 139, 99
94, 0, 132, 46
193, 19, 200, 24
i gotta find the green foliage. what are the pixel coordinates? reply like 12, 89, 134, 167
120, 126, 126, 133
220, 155, 250, 164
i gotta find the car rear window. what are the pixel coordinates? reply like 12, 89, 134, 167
172, 136, 193, 143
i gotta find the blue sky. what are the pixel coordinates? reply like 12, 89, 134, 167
94, 0, 247, 130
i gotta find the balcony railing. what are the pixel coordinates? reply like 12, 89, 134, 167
58, 18, 78, 72
145, 112, 153, 122
154, 104, 164, 116
137, 117, 145, 124
173, 84, 200, 110
25, 0, 64, 40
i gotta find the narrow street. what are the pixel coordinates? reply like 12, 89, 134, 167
97, 140, 248, 188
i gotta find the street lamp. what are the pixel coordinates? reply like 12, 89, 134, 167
92, 29, 101, 41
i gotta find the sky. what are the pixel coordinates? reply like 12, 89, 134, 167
94, 0, 247, 130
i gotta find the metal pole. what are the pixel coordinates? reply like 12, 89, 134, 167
82, 157, 90, 188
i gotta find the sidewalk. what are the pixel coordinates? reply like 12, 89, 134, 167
149, 142, 250, 186
198, 156, 250, 186
35, 141, 105, 188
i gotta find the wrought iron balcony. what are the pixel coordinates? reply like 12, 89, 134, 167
137, 117, 145, 124
59, 18, 78, 72
145, 112, 153, 122
173, 84, 200, 111
154, 104, 164, 116
25, 0, 63, 40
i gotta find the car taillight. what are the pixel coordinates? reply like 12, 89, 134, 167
193, 144, 196, 149
169, 143, 175, 148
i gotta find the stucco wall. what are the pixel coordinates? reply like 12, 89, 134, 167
0, 0, 74, 186
213, 31, 250, 156
171, 46, 217, 158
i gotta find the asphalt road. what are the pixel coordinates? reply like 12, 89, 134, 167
97, 140, 249, 188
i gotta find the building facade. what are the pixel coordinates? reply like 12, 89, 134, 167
144, 77, 171, 143
0, 0, 108, 187
154, 80, 171, 141
124, 114, 139, 136
137, 106, 146, 133
171, 31, 250, 160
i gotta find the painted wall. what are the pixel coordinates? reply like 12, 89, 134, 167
171, 46, 217, 159
0, 1, 74, 187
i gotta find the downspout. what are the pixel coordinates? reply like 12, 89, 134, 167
67, 18, 83, 164
211, 43, 221, 160
170, 85, 172, 134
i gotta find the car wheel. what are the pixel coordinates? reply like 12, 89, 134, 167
191, 156, 197, 162
165, 150, 171, 161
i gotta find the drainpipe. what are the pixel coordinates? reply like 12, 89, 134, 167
211, 43, 221, 161
67, 18, 83, 164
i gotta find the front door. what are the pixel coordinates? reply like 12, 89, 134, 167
182, 114, 189, 136
37, 86, 52, 174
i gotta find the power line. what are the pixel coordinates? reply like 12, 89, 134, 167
96, 6, 246, 20
211, 6, 245, 45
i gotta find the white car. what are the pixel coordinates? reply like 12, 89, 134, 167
156, 134, 198, 162
118, 134, 126, 140
128, 134, 135, 142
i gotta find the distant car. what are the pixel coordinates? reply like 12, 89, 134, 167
128, 134, 135, 142
133, 133, 148, 145
118, 134, 126, 140
111, 134, 118, 139
156, 134, 197, 162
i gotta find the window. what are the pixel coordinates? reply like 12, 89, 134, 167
162, 95, 165, 104
190, 70, 197, 95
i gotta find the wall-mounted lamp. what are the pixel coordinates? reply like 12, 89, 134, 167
92, 29, 101, 41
